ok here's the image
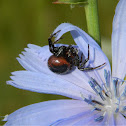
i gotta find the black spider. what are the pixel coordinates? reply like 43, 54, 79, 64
47, 31, 105, 74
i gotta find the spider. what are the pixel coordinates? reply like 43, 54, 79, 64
47, 31, 106, 74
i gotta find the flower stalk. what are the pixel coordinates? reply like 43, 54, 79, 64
84, 0, 101, 46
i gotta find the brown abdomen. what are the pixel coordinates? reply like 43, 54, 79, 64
48, 55, 71, 74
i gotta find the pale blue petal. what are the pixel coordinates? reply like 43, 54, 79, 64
107, 114, 116, 126
112, 0, 126, 79
4, 100, 91, 126
53, 23, 100, 49
17, 45, 51, 73
12, 22, 111, 97
51, 111, 107, 126
27, 43, 41, 50
7, 71, 97, 100
16, 44, 100, 95
17, 44, 42, 72
50, 110, 93, 126
53, 23, 111, 86
116, 113, 126, 125
72, 111, 105, 126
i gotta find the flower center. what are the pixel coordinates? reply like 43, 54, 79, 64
83, 69, 126, 122
104, 98, 119, 113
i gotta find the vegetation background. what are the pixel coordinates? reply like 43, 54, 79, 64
0, 0, 118, 124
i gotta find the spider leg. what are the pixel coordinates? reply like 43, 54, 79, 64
78, 62, 106, 71
84, 44, 90, 63
88, 44, 89, 59
73, 54, 80, 66
66, 45, 76, 57
55, 46, 65, 56
78, 44, 90, 68
67, 44, 73, 49
48, 30, 61, 40
48, 30, 61, 53
53, 37, 63, 44
77, 53, 84, 68
78, 44, 106, 71
80, 53, 83, 63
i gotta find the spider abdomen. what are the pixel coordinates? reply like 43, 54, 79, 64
48, 55, 72, 74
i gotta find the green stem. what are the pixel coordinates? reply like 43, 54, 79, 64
84, 0, 101, 46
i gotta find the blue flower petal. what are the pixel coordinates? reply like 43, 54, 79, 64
107, 114, 116, 126
53, 23, 101, 50
112, 0, 126, 79
15, 44, 104, 96
7, 71, 97, 100
116, 113, 126, 125
53, 23, 111, 86
50, 111, 93, 126
4, 100, 91, 126
69, 111, 106, 126
10, 23, 111, 95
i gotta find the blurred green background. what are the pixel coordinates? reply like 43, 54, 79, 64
0, 0, 118, 124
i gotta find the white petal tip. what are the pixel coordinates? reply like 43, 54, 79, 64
6, 81, 12, 85
6, 81, 10, 85
16, 57, 20, 61
27, 43, 41, 50
19, 54, 24, 58
2, 114, 9, 121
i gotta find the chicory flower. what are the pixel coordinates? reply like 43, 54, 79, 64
4, 0, 126, 125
